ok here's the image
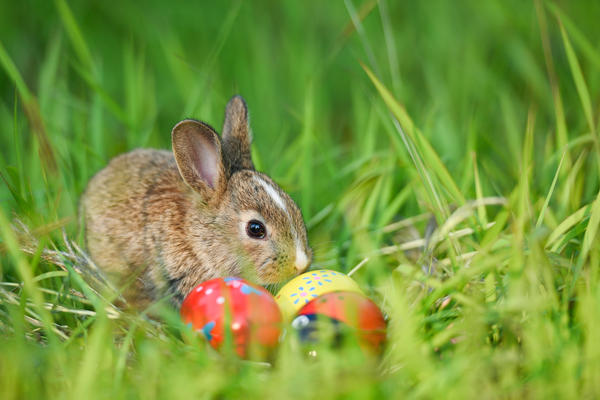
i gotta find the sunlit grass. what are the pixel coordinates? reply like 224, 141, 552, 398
1, 0, 600, 398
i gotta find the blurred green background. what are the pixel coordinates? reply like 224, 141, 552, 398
2, 1, 598, 221
2, 0, 600, 398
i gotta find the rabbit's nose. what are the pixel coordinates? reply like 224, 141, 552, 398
295, 247, 309, 273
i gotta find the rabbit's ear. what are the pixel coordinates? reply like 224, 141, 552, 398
222, 95, 255, 173
172, 119, 227, 203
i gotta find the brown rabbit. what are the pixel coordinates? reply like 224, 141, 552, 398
81, 96, 311, 307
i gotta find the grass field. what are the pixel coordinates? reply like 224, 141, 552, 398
1, 0, 600, 398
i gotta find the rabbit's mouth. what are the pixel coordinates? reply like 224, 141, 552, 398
258, 257, 274, 270
255, 258, 298, 287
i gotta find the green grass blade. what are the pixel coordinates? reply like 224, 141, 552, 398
0, 208, 58, 343
0, 41, 32, 102
536, 151, 565, 228
54, 0, 94, 70
581, 191, 600, 261
547, 2, 600, 71
546, 204, 590, 250
361, 63, 464, 210
472, 152, 488, 226
558, 22, 596, 138
0, 41, 57, 174
535, 0, 571, 170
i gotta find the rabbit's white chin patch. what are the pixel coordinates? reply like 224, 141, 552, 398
295, 245, 309, 273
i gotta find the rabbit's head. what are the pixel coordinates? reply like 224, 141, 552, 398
171, 96, 312, 288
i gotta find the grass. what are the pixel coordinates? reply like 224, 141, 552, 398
1, 0, 600, 398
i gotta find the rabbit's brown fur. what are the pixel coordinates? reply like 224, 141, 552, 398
81, 96, 311, 307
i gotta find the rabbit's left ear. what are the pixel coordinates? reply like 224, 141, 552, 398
222, 95, 254, 173
172, 119, 227, 205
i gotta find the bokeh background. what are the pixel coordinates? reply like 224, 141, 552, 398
2, 1, 600, 398
2, 1, 598, 226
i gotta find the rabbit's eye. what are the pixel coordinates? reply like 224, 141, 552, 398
246, 220, 266, 239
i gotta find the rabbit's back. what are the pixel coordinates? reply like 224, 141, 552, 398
81, 149, 188, 299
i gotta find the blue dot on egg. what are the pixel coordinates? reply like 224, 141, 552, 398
201, 321, 216, 341
240, 284, 262, 296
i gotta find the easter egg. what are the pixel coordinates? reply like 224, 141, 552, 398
292, 291, 386, 355
180, 277, 282, 359
275, 269, 363, 320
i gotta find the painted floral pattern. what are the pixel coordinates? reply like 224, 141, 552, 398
289, 271, 339, 305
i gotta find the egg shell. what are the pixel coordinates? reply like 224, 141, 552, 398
180, 277, 282, 359
296, 291, 386, 354
275, 269, 363, 320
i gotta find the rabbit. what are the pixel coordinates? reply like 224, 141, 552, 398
81, 95, 312, 308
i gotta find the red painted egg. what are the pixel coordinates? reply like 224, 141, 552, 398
180, 277, 282, 359
294, 291, 386, 354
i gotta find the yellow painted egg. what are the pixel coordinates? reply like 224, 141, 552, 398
275, 269, 363, 320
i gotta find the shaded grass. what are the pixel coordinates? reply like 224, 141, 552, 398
1, 0, 600, 398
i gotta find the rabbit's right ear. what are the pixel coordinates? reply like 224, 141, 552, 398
172, 119, 227, 204
222, 95, 254, 173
